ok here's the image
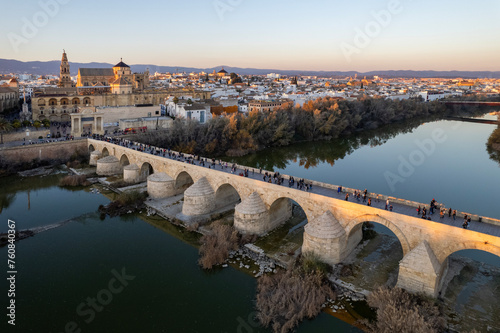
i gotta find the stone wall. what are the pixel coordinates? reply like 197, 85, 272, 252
2, 129, 50, 143
97, 106, 161, 124
0, 140, 88, 164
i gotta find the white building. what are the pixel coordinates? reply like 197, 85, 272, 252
238, 103, 248, 113
165, 101, 211, 124
418, 91, 457, 102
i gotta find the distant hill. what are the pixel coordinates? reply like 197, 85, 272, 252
1, 58, 499, 78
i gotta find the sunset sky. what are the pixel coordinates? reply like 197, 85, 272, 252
1, 0, 499, 71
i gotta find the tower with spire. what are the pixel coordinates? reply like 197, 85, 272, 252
58, 49, 73, 88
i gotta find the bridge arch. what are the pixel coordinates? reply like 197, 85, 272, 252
175, 171, 194, 192
214, 183, 241, 210
102, 147, 110, 157
88, 144, 95, 153
435, 246, 500, 302
140, 162, 154, 181
119, 154, 130, 168
268, 196, 307, 229
344, 214, 411, 256
436, 240, 500, 265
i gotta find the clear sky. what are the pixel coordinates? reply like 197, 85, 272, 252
1, 0, 499, 71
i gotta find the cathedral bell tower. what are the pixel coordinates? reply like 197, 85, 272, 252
58, 49, 73, 88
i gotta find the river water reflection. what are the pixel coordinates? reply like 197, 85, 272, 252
0, 175, 359, 333
229, 114, 500, 221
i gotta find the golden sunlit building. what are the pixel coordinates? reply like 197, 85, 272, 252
31, 51, 210, 122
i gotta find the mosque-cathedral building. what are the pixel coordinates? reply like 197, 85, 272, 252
32, 51, 210, 122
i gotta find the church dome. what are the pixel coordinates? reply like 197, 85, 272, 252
113, 59, 130, 68
218, 67, 228, 74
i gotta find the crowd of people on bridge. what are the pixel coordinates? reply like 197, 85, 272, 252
92, 135, 477, 231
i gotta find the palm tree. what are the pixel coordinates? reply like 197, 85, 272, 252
0, 117, 13, 144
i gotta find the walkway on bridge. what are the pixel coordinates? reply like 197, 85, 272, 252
95, 137, 500, 238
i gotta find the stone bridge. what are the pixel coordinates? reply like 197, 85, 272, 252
87, 139, 500, 298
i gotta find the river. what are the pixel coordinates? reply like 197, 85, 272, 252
0, 174, 358, 332
1, 112, 499, 332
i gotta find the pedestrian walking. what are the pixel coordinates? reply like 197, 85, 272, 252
345, 193, 349, 201
367, 198, 371, 206
448, 208, 452, 218
417, 205, 421, 215
385, 199, 389, 210
453, 210, 456, 220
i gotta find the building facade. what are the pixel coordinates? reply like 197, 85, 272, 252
31, 51, 211, 122
248, 99, 289, 112
165, 101, 211, 124
0, 78, 20, 113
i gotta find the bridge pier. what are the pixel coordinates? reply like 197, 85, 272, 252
302, 211, 361, 265
147, 173, 175, 199
123, 164, 140, 183
96, 156, 121, 176
396, 241, 448, 298
181, 177, 215, 216
234, 192, 270, 235
89, 150, 102, 166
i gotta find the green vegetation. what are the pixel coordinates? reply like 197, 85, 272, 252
0, 117, 13, 144
134, 97, 453, 156
300, 252, 331, 276
11, 119, 21, 129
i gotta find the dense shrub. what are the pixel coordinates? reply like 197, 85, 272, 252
198, 224, 239, 269
256, 268, 336, 333
363, 287, 446, 333
133, 97, 454, 157
60, 175, 89, 187
99, 190, 148, 217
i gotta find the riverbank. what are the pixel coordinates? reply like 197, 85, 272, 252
0, 139, 89, 177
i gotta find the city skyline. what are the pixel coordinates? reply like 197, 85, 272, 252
1, 0, 499, 72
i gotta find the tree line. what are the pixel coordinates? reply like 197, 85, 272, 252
133, 96, 458, 157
